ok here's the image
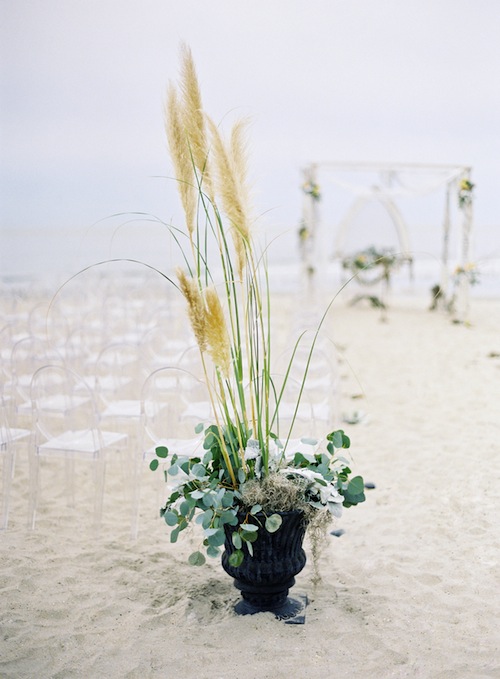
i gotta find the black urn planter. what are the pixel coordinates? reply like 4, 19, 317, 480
221, 509, 308, 621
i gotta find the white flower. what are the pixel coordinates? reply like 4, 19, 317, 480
283, 467, 324, 483
319, 483, 343, 507
328, 501, 343, 518
244, 438, 261, 461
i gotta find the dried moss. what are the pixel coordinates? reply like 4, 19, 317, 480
240, 473, 332, 583
307, 511, 332, 586
240, 473, 311, 514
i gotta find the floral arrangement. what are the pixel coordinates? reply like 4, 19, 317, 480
302, 180, 321, 201
298, 221, 310, 242
452, 262, 480, 286
149, 46, 365, 567
458, 178, 475, 208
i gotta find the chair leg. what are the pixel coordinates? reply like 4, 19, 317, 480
1, 448, 15, 530
130, 455, 143, 540
27, 449, 40, 530
65, 458, 75, 508
92, 458, 106, 531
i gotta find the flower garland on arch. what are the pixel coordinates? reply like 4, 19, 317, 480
342, 246, 403, 286
458, 179, 474, 208
302, 180, 321, 201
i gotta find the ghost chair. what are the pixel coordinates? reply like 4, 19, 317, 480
130, 366, 204, 539
1, 395, 30, 529
268, 373, 318, 442
141, 324, 188, 371
28, 364, 127, 530
263, 372, 331, 460
62, 323, 106, 379
0, 321, 29, 369
92, 341, 150, 436
9, 335, 64, 426
276, 342, 343, 431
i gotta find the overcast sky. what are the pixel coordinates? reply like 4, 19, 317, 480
1, 0, 499, 277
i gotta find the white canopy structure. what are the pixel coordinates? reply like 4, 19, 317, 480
299, 161, 475, 320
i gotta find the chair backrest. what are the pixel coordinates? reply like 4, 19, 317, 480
275, 342, 342, 426
93, 341, 146, 406
267, 372, 315, 440
10, 336, 63, 405
140, 366, 180, 445
141, 325, 187, 369
63, 323, 106, 375
30, 364, 101, 449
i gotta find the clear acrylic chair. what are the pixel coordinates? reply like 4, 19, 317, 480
9, 335, 64, 425
141, 324, 187, 370
276, 343, 342, 432
1, 395, 30, 529
268, 373, 316, 441
130, 366, 205, 539
92, 341, 148, 433
28, 364, 128, 530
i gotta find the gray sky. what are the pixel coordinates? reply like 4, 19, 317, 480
1, 0, 499, 277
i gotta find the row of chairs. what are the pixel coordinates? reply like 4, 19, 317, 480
1, 352, 342, 535
0, 363, 209, 534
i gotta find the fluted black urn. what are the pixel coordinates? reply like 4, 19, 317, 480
222, 509, 308, 620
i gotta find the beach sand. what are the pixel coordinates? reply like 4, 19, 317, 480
1, 287, 499, 679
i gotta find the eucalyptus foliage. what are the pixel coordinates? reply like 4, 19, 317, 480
150, 429, 365, 566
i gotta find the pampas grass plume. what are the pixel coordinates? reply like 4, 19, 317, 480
165, 86, 196, 235
179, 44, 213, 198
207, 116, 250, 278
205, 287, 231, 377
176, 268, 207, 352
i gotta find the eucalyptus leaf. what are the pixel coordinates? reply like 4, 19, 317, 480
222, 491, 235, 508
242, 530, 258, 543
203, 432, 216, 449
204, 527, 220, 537
201, 509, 214, 529
155, 446, 169, 458
207, 529, 226, 547
228, 549, 244, 567
331, 431, 344, 448
164, 511, 178, 526
194, 422, 204, 434
202, 493, 214, 508
149, 459, 159, 471
188, 550, 206, 566
206, 545, 220, 558
265, 513, 282, 533
232, 532, 242, 549
219, 510, 238, 526
250, 504, 262, 515
179, 500, 194, 517
191, 463, 206, 478
348, 476, 365, 494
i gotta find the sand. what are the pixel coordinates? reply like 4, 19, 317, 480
1, 287, 499, 679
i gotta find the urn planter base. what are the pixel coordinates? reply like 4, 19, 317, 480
232, 581, 308, 623
222, 510, 309, 624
